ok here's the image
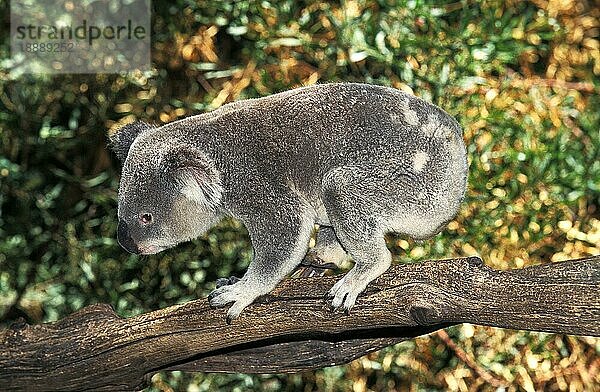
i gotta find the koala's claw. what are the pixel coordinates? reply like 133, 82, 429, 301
215, 275, 241, 289
208, 278, 266, 322
207, 291, 224, 308
326, 272, 367, 313
208, 284, 238, 308
215, 278, 229, 290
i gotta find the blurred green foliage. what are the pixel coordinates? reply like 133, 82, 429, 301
1, 0, 599, 390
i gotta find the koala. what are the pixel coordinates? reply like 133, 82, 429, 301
109, 83, 468, 322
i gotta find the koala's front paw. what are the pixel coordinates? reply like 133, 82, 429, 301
208, 279, 264, 323
326, 271, 368, 313
215, 275, 241, 289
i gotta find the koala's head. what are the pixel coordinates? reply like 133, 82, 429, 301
109, 121, 223, 255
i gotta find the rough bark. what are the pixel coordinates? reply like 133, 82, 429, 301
1, 255, 599, 391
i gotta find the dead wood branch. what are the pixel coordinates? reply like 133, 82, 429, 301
1, 255, 599, 391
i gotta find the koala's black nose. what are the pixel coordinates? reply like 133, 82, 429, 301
117, 220, 140, 254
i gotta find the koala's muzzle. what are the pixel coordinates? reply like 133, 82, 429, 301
117, 220, 140, 254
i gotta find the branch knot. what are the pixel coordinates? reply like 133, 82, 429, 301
409, 304, 439, 326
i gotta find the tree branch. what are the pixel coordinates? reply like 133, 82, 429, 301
1, 255, 599, 391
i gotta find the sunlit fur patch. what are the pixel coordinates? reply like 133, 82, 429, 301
421, 116, 439, 137
412, 150, 429, 172
399, 97, 419, 126
421, 115, 454, 139
403, 108, 419, 126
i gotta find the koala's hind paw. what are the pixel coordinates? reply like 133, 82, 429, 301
326, 271, 368, 313
292, 252, 338, 278
301, 251, 339, 270
208, 279, 265, 323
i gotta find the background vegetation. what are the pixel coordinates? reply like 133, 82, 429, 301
1, 0, 599, 390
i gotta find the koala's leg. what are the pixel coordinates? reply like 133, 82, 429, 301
326, 235, 391, 312
208, 208, 313, 322
303, 226, 348, 269
321, 167, 393, 312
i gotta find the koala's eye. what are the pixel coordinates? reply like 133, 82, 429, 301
139, 213, 153, 225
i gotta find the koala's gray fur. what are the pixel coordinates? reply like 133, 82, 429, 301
110, 83, 468, 321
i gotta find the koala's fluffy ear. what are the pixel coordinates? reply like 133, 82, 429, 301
163, 145, 223, 209
108, 121, 154, 163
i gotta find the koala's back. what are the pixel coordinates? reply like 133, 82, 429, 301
166, 83, 467, 237
195, 84, 460, 166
